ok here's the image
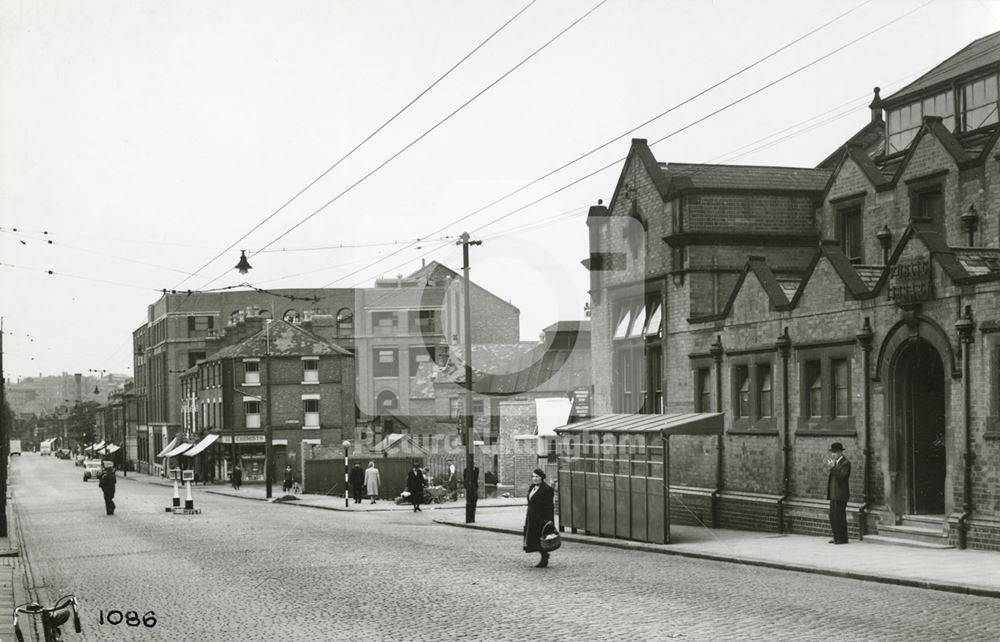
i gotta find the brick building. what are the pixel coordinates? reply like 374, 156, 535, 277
131, 288, 355, 474
585, 32, 1000, 550
176, 317, 354, 485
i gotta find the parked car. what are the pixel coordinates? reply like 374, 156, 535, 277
82, 460, 104, 481
55, 449, 72, 460
75, 455, 87, 467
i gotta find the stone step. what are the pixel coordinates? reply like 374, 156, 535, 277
900, 514, 947, 527
863, 535, 954, 550
878, 523, 948, 545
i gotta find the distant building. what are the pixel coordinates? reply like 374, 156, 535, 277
176, 317, 354, 484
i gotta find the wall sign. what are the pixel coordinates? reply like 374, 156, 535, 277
888, 257, 933, 303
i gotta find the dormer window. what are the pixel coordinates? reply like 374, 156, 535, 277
887, 91, 953, 153
962, 74, 999, 130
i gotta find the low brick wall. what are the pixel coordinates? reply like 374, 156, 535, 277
718, 491, 781, 533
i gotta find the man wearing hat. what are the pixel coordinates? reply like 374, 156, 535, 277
826, 442, 851, 544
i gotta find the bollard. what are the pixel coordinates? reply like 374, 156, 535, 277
184, 480, 194, 510
172, 479, 181, 508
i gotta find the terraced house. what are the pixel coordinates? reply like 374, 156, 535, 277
584, 31, 1000, 550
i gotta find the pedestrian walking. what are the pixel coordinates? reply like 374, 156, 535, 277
523, 468, 555, 568
232, 464, 243, 491
446, 459, 458, 501
282, 465, 294, 493
98, 466, 117, 515
827, 442, 851, 544
364, 461, 381, 504
349, 464, 365, 504
406, 462, 427, 512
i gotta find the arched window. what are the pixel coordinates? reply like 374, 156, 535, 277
376, 390, 398, 412
283, 309, 301, 323
336, 308, 354, 336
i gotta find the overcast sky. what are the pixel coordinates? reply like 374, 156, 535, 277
2, 0, 998, 381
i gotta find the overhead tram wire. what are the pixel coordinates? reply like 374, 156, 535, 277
316, 0, 881, 287
469, 0, 935, 237
196, 0, 610, 292
330, 1, 940, 288
176, 0, 542, 292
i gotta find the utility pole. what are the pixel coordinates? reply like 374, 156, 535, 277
264, 319, 273, 500
0, 318, 8, 536
457, 232, 481, 524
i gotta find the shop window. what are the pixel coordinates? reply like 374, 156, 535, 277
303, 358, 319, 383
243, 360, 260, 385
244, 400, 261, 429
303, 398, 320, 428
373, 348, 398, 377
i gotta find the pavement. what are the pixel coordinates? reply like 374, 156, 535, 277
3, 472, 1000, 640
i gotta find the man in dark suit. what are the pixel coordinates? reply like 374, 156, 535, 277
827, 442, 851, 544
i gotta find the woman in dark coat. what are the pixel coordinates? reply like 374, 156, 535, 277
406, 463, 427, 512
523, 468, 555, 567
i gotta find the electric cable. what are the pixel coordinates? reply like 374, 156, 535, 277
193, 0, 610, 291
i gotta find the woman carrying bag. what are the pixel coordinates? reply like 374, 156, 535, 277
523, 468, 557, 568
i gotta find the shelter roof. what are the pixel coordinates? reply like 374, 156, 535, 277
555, 413, 724, 436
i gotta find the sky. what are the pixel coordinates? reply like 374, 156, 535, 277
2, 0, 999, 382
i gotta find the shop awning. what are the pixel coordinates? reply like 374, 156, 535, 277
104, 444, 121, 455
155, 437, 181, 458
86, 441, 106, 453
180, 433, 219, 457
554, 412, 725, 436
162, 441, 193, 458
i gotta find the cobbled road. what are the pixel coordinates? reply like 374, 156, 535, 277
9, 455, 1000, 641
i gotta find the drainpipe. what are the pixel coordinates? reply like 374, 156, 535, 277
775, 327, 792, 534
855, 318, 874, 541
955, 307, 976, 550
709, 335, 724, 528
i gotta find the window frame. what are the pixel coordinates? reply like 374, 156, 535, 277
302, 397, 320, 428
727, 353, 777, 433
302, 357, 319, 383
372, 348, 399, 378
836, 204, 864, 264
795, 343, 856, 435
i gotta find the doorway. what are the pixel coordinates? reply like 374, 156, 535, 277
894, 338, 946, 515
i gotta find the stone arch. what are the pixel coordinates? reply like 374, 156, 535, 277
875, 313, 960, 382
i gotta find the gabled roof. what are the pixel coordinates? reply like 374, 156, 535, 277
607, 139, 673, 215
817, 120, 886, 170
693, 256, 792, 323
884, 30, 1000, 107
663, 163, 830, 193
872, 117, 974, 185
210, 319, 352, 360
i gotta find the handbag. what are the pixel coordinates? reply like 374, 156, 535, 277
539, 521, 562, 552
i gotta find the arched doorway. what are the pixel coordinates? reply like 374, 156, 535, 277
892, 338, 947, 515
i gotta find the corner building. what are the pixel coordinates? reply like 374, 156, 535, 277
586, 32, 1000, 550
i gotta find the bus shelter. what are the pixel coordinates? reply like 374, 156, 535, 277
555, 413, 724, 544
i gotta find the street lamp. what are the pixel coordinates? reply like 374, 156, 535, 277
342, 440, 351, 507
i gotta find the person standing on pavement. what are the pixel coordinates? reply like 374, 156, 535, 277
98, 466, 117, 515
364, 461, 381, 504
827, 442, 851, 544
484, 469, 497, 498
349, 464, 365, 504
283, 465, 294, 493
406, 462, 427, 512
232, 464, 243, 491
523, 468, 555, 568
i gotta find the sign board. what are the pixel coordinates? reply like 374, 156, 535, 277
170, 468, 181, 480
218, 434, 266, 444
571, 387, 592, 419
182, 469, 195, 482
888, 257, 933, 303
